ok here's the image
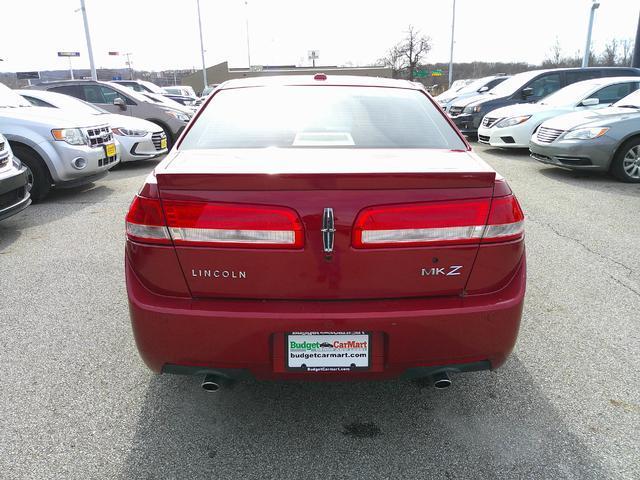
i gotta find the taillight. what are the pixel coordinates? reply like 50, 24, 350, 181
481, 195, 524, 243
353, 196, 523, 248
162, 200, 304, 249
125, 196, 172, 245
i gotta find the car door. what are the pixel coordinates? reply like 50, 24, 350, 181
79, 85, 134, 116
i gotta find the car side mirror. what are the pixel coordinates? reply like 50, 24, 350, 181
521, 87, 534, 98
580, 97, 599, 107
478, 86, 489, 93
113, 97, 126, 110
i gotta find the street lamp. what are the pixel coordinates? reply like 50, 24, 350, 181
582, 0, 600, 68
448, 0, 456, 88
79, 0, 97, 80
109, 51, 134, 79
196, 0, 208, 90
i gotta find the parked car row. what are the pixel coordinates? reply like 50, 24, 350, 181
440, 67, 640, 182
0, 78, 178, 220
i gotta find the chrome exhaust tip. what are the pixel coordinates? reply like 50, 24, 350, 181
432, 371, 452, 389
201, 374, 222, 392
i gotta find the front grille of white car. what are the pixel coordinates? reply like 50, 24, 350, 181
482, 117, 499, 128
84, 125, 113, 148
151, 131, 167, 150
536, 127, 565, 144
0, 142, 9, 168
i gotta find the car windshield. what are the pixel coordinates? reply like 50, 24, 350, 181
487, 70, 545, 97
0, 83, 32, 108
538, 82, 601, 106
614, 89, 640, 108
138, 81, 165, 94
180, 86, 466, 150
456, 77, 495, 94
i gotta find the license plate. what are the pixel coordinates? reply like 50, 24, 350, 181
286, 332, 370, 372
105, 143, 116, 157
160, 138, 167, 149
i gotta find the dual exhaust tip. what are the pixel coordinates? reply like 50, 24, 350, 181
201, 371, 452, 391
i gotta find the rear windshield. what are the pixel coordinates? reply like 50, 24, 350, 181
180, 86, 466, 150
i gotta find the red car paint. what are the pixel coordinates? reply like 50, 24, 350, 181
125, 76, 526, 382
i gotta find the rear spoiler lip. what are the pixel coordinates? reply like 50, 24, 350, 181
155, 171, 497, 191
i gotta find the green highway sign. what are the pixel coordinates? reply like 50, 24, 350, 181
413, 69, 428, 78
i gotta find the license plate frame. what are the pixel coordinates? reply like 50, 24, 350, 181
104, 143, 116, 158
285, 331, 371, 372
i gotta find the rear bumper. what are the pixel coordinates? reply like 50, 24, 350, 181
127, 256, 526, 381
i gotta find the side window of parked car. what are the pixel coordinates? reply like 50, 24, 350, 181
591, 82, 638, 105
49, 85, 83, 100
24, 96, 54, 108
526, 74, 562, 100
100, 86, 135, 105
81, 85, 107, 104
566, 70, 601, 84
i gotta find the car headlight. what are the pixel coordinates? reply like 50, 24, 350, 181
495, 115, 531, 128
165, 110, 190, 122
464, 105, 483, 114
563, 127, 609, 140
112, 127, 148, 137
51, 128, 87, 146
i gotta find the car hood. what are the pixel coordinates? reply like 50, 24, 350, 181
486, 103, 566, 118
541, 107, 640, 130
450, 93, 502, 108
0, 106, 108, 127
102, 113, 163, 131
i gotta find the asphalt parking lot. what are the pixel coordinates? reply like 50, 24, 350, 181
1, 145, 639, 480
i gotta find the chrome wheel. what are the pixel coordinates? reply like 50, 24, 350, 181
622, 145, 640, 179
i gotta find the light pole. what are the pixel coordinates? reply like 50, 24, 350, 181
245, 1, 252, 68
79, 0, 97, 80
582, 0, 600, 68
196, 0, 208, 90
448, 0, 456, 88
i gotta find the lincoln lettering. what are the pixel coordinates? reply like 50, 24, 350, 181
191, 269, 247, 279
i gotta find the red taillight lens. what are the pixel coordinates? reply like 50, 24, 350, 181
481, 195, 524, 243
353, 196, 524, 248
353, 199, 491, 248
125, 196, 172, 245
162, 200, 304, 249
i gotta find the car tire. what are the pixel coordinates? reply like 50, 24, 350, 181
611, 137, 640, 183
11, 145, 51, 202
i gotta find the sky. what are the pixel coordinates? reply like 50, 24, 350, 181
0, 0, 638, 73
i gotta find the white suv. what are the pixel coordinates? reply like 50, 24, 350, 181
0, 83, 120, 201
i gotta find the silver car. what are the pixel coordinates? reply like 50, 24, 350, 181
30, 80, 192, 148
530, 89, 640, 182
18, 90, 168, 163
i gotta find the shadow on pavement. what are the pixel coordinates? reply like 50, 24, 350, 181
108, 158, 162, 179
120, 356, 606, 479
538, 167, 640, 197
480, 147, 532, 159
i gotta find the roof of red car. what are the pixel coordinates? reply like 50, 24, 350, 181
220, 75, 423, 90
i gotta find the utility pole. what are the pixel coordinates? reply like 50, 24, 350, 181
633, 11, 640, 68
79, 0, 97, 80
245, 1, 252, 67
196, 0, 208, 90
125, 53, 134, 80
448, 0, 456, 88
582, 0, 600, 68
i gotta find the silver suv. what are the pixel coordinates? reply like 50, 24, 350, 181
30, 80, 192, 148
0, 83, 119, 201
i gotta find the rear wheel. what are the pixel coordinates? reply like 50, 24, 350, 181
611, 138, 640, 183
12, 145, 51, 201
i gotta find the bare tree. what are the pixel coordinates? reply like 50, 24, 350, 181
398, 25, 432, 81
378, 26, 432, 81
600, 39, 619, 66
544, 37, 563, 66
377, 46, 404, 78
620, 38, 634, 66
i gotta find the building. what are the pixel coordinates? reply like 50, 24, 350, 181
182, 61, 393, 93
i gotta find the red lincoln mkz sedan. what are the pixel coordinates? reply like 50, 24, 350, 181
125, 75, 526, 391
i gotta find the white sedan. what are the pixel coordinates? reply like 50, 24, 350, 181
477, 76, 640, 148
17, 89, 168, 162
